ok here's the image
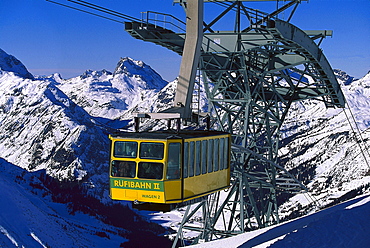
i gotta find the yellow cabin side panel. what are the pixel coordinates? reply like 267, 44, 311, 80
164, 180, 182, 202
110, 178, 165, 203
111, 188, 127, 200
111, 188, 165, 203
183, 170, 229, 199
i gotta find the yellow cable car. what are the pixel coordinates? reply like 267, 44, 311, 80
109, 130, 231, 211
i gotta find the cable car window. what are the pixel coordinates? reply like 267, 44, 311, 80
207, 139, 213, 173
189, 141, 195, 177
201, 140, 207, 174
167, 143, 181, 180
195, 141, 201, 176
224, 137, 229, 169
111, 160, 136, 178
140, 142, 164, 160
138, 162, 163, 179
220, 138, 225, 170
213, 139, 219, 171
114, 141, 137, 158
184, 142, 189, 178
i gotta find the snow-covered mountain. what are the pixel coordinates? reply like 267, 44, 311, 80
0, 48, 34, 80
277, 69, 370, 219
0, 47, 369, 247
0, 60, 109, 198
0, 49, 172, 247
0, 52, 169, 187
48, 57, 168, 129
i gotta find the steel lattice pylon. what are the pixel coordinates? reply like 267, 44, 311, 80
125, 0, 345, 246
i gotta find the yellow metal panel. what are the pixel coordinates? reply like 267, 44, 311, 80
110, 188, 126, 200
164, 180, 182, 201
137, 191, 165, 203
125, 190, 138, 199
111, 188, 165, 203
183, 169, 229, 199
110, 178, 165, 203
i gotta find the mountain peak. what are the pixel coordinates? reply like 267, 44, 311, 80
113, 57, 167, 90
113, 57, 145, 75
80, 69, 112, 79
0, 48, 34, 80
333, 69, 354, 85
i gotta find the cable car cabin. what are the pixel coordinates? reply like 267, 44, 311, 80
109, 130, 231, 211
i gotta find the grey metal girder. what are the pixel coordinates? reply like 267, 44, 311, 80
124, 23, 344, 107
173, 0, 204, 118
124, 0, 345, 243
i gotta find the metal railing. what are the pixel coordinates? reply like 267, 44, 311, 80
140, 11, 186, 33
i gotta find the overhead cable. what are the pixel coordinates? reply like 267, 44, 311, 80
46, 0, 141, 24
67, 0, 141, 22
344, 104, 370, 169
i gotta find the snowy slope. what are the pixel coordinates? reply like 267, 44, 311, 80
0, 158, 173, 248
277, 70, 370, 218
0, 159, 129, 248
0, 67, 110, 200
189, 194, 370, 248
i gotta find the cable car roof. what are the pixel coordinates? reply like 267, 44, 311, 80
110, 130, 229, 140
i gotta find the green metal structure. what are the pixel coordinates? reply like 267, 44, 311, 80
124, 1, 345, 244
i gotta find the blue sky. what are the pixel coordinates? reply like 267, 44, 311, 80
1, 0, 369, 81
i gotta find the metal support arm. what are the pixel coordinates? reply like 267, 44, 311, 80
173, 0, 204, 119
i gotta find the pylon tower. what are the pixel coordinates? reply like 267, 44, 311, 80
125, 0, 345, 245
